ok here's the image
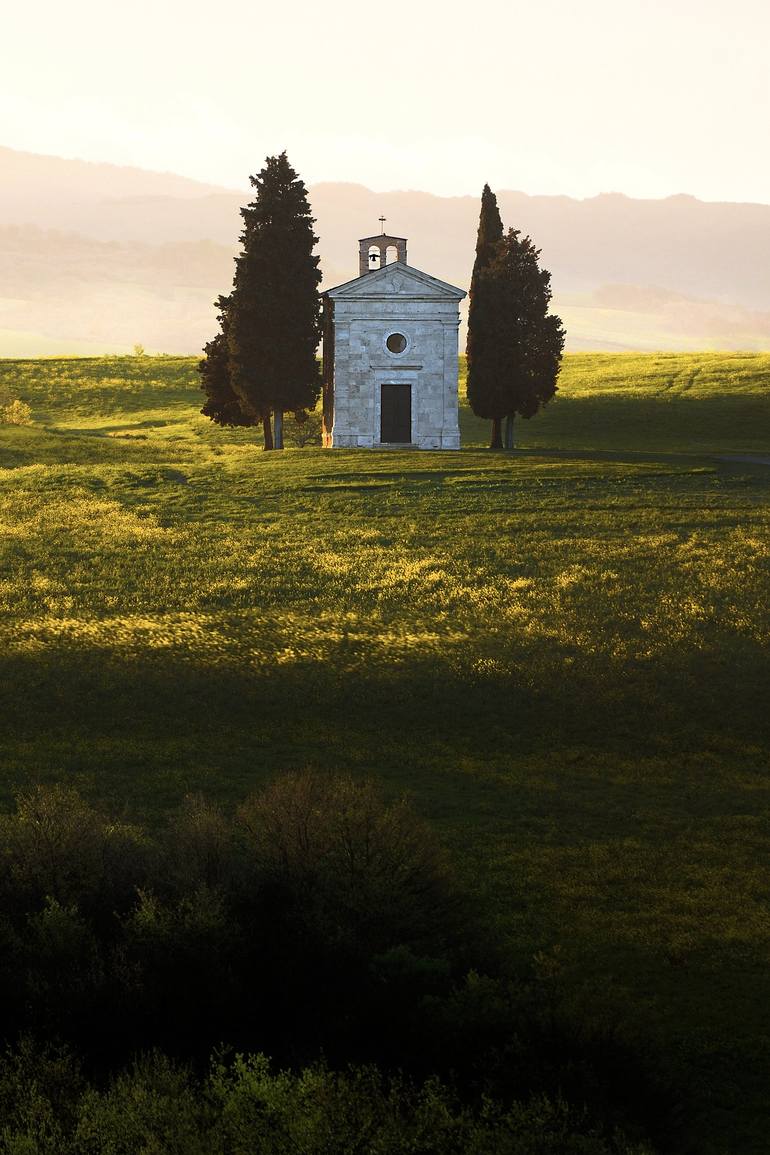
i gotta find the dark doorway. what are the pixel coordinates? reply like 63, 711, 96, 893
380, 384, 411, 443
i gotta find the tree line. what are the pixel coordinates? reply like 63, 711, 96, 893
199, 155, 564, 450
0, 775, 675, 1151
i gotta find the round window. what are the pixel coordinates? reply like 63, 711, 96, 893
386, 332, 407, 354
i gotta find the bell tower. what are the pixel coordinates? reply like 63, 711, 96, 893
358, 224, 408, 277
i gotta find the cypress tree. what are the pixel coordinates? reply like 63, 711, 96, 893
227, 152, 322, 450
466, 184, 505, 448
467, 184, 565, 448
199, 297, 255, 429
198, 154, 321, 449
485, 229, 565, 448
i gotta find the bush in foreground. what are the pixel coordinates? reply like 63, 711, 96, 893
0, 777, 677, 1149
0, 1043, 656, 1154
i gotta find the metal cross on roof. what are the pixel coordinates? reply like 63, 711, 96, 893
379, 216, 387, 234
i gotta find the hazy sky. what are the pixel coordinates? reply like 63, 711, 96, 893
3, 0, 769, 202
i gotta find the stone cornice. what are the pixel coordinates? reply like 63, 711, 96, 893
325, 261, 466, 301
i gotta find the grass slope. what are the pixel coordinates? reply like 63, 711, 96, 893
1, 351, 769, 1151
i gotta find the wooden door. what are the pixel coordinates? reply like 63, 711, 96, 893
380, 384, 411, 443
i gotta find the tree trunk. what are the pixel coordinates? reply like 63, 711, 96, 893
503, 414, 515, 449
274, 409, 284, 450
489, 416, 503, 449
262, 412, 274, 450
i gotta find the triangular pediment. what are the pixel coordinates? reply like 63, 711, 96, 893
358, 233, 408, 244
325, 262, 466, 301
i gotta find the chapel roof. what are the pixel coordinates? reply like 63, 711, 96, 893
323, 260, 466, 300
358, 233, 408, 243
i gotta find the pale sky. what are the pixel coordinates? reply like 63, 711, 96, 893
2, 0, 769, 203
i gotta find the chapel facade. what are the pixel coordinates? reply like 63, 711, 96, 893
321, 233, 466, 449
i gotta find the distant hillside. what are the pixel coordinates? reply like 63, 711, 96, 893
1, 146, 769, 355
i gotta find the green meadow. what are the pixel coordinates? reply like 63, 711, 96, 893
1, 351, 769, 1152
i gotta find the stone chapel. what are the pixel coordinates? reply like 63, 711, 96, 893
321, 232, 466, 449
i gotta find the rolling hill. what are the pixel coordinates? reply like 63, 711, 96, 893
1, 145, 769, 355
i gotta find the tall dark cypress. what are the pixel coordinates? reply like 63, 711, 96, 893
466, 184, 505, 447
483, 229, 565, 448
198, 153, 322, 450
467, 185, 564, 448
227, 153, 322, 450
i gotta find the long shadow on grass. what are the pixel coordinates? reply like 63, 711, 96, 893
2, 640, 770, 1151
1, 639, 767, 815
506, 394, 770, 456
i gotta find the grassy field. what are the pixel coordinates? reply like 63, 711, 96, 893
1, 351, 770, 1151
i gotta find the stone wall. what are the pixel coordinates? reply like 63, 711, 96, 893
321, 297, 335, 448
329, 295, 461, 449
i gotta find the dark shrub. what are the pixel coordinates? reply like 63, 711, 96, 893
0, 1037, 82, 1152
119, 886, 241, 1058
238, 770, 459, 956
74, 1052, 216, 1155
163, 793, 237, 894
0, 785, 149, 923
